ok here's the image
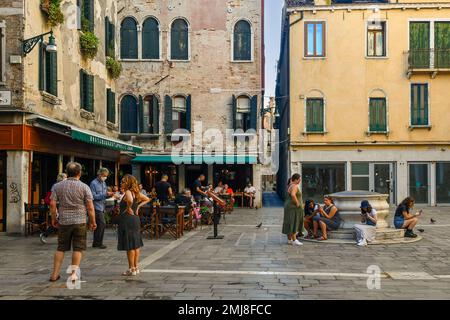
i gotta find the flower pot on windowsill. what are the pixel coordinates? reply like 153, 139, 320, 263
40, 1, 50, 14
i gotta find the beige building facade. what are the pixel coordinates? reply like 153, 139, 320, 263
277, 0, 450, 206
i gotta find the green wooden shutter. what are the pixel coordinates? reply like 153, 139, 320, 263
87, 74, 94, 112
250, 95, 258, 130
411, 84, 428, 126
164, 95, 173, 134
138, 95, 144, 133
38, 43, 45, 91
306, 99, 324, 132
435, 22, 450, 68
107, 88, 116, 123
111, 91, 116, 124
409, 22, 430, 68
369, 98, 387, 132
110, 21, 115, 57
80, 70, 85, 109
84, 0, 94, 32
152, 96, 159, 134
49, 52, 57, 96
186, 95, 192, 132
232, 95, 237, 130
105, 17, 110, 57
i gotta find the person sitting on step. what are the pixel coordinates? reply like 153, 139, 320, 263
394, 197, 421, 238
312, 196, 341, 241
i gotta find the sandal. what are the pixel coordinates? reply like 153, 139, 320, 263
49, 275, 60, 282
317, 236, 327, 241
122, 268, 137, 276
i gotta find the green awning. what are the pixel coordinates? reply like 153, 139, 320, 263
132, 154, 257, 164
71, 129, 143, 154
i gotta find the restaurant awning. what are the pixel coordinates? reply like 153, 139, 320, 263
131, 154, 258, 164
27, 115, 143, 154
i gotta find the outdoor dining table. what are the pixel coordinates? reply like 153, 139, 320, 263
140, 204, 185, 239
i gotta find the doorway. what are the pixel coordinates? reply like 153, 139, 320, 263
0, 152, 6, 231
370, 163, 395, 204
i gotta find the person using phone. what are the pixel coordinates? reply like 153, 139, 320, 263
354, 200, 377, 246
393, 197, 421, 238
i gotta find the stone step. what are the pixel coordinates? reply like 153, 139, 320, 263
328, 230, 355, 240
375, 228, 405, 240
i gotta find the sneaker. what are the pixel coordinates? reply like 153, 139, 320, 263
404, 230, 417, 238
357, 239, 367, 246
292, 239, 303, 246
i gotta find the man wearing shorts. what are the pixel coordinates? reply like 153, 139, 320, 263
49, 162, 96, 282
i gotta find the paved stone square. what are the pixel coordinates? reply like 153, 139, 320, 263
1, 195, 450, 300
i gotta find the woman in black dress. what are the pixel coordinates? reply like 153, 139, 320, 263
118, 174, 150, 276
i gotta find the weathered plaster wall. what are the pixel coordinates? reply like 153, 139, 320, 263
23, 0, 119, 136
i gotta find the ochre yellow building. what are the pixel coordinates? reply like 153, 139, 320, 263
276, 0, 450, 205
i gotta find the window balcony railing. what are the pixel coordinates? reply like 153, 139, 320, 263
407, 49, 450, 72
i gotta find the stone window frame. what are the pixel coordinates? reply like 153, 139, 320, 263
0, 21, 5, 85
168, 17, 191, 62
366, 20, 388, 59
231, 18, 255, 63
303, 89, 327, 134
141, 15, 162, 61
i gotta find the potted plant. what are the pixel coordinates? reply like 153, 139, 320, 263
106, 57, 122, 79
40, 0, 64, 27
79, 31, 99, 59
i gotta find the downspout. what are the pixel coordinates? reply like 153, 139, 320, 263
287, 11, 303, 182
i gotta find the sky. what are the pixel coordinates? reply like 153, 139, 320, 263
264, 0, 284, 105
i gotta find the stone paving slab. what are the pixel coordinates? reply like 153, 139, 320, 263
1, 204, 450, 299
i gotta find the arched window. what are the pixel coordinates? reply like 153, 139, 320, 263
142, 17, 160, 59
233, 20, 252, 61
121, 95, 138, 133
142, 95, 159, 134
120, 17, 138, 59
171, 19, 189, 60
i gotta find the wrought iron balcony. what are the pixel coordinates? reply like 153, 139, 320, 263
407, 49, 450, 78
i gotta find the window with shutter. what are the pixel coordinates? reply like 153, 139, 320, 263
142, 95, 160, 134
306, 98, 324, 132
171, 19, 189, 60
411, 84, 429, 126
369, 98, 387, 132
80, 70, 93, 112
435, 22, 450, 68
172, 96, 187, 130
105, 17, 115, 57
0, 24, 5, 83
367, 21, 386, 57
120, 95, 138, 133
143, 17, 160, 59
233, 20, 252, 61
41, 44, 57, 96
235, 96, 251, 131
107, 89, 116, 124
409, 22, 430, 68
82, 0, 94, 32
121, 17, 138, 59
87, 74, 94, 112
164, 95, 173, 134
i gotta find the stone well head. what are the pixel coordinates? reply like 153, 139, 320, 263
328, 190, 390, 229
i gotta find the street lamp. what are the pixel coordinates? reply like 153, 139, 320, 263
22, 30, 57, 56
261, 106, 280, 118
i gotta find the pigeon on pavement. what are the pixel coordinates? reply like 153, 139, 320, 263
256, 222, 262, 228
430, 218, 436, 224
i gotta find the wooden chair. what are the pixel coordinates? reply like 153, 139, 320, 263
158, 206, 184, 240
24, 203, 48, 236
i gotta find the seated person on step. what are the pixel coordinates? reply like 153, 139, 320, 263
394, 197, 421, 238
244, 183, 256, 208
304, 199, 319, 239
312, 196, 341, 241
354, 200, 377, 247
